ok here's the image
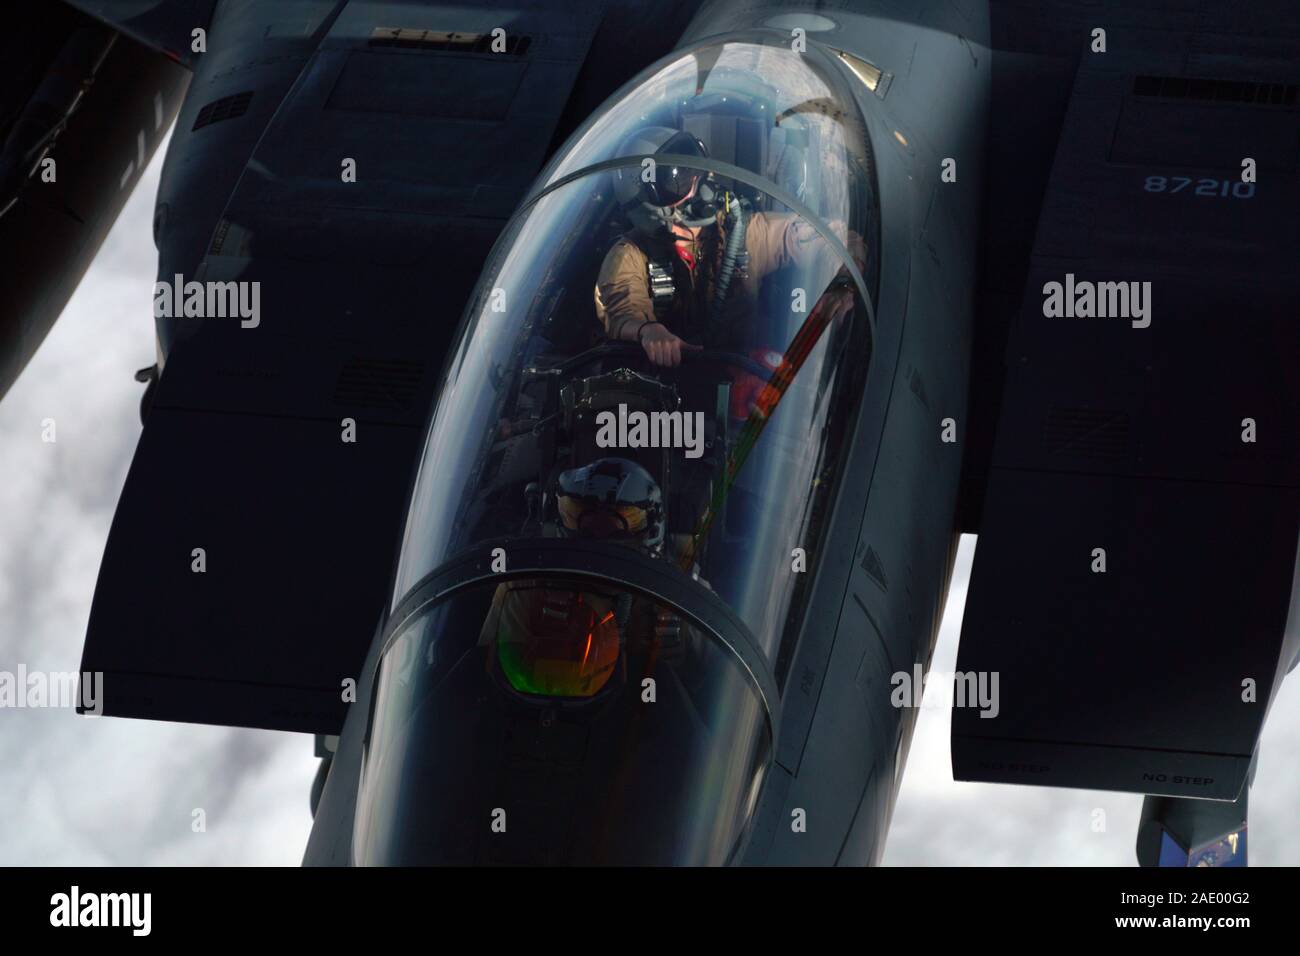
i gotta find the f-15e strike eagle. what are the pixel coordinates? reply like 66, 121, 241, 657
1, 0, 1295, 866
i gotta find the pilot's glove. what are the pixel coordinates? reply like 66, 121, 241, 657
636, 320, 700, 367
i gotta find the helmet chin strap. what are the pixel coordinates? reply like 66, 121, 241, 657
674, 181, 719, 228
628, 202, 674, 237
631, 180, 719, 235
673, 208, 717, 229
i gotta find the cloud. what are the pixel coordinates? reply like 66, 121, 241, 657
0, 140, 314, 866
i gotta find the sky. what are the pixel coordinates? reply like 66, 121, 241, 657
0, 141, 1294, 867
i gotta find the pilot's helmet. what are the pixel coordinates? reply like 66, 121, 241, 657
555, 456, 665, 552
494, 583, 621, 698
612, 127, 713, 236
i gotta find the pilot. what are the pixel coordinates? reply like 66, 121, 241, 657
594, 126, 867, 370
552, 456, 665, 554
480, 457, 678, 698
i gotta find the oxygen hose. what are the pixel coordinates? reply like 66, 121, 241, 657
710, 195, 746, 324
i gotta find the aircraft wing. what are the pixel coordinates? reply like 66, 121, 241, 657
0, 3, 189, 400
954, 15, 1300, 804
76, 0, 711, 734
60, 0, 217, 69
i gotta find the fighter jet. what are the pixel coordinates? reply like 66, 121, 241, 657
1, 0, 1294, 866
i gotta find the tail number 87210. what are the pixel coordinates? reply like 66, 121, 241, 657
1143, 175, 1256, 198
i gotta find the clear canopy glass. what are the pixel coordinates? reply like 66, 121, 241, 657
354, 577, 771, 864
393, 168, 872, 662
540, 38, 877, 259
359, 36, 884, 863
391, 35, 879, 674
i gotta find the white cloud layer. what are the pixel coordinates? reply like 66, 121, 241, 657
0, 145, 314, 866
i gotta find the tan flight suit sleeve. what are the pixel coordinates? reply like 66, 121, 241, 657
594, 238, 655, 340
746, 211, 869, 282
743, 211, 801, 277
714, 213, 867, 343
710, 213, 785, 331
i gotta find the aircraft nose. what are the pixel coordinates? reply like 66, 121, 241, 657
351, 575, 772, 864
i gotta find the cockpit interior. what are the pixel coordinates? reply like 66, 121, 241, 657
352, 38, 883, 864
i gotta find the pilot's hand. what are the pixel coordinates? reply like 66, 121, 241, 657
638, 321, 700, 367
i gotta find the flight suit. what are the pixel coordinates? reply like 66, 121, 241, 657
594, 210, 866, 349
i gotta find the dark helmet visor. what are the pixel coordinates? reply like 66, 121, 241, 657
644, 131, 707, 207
